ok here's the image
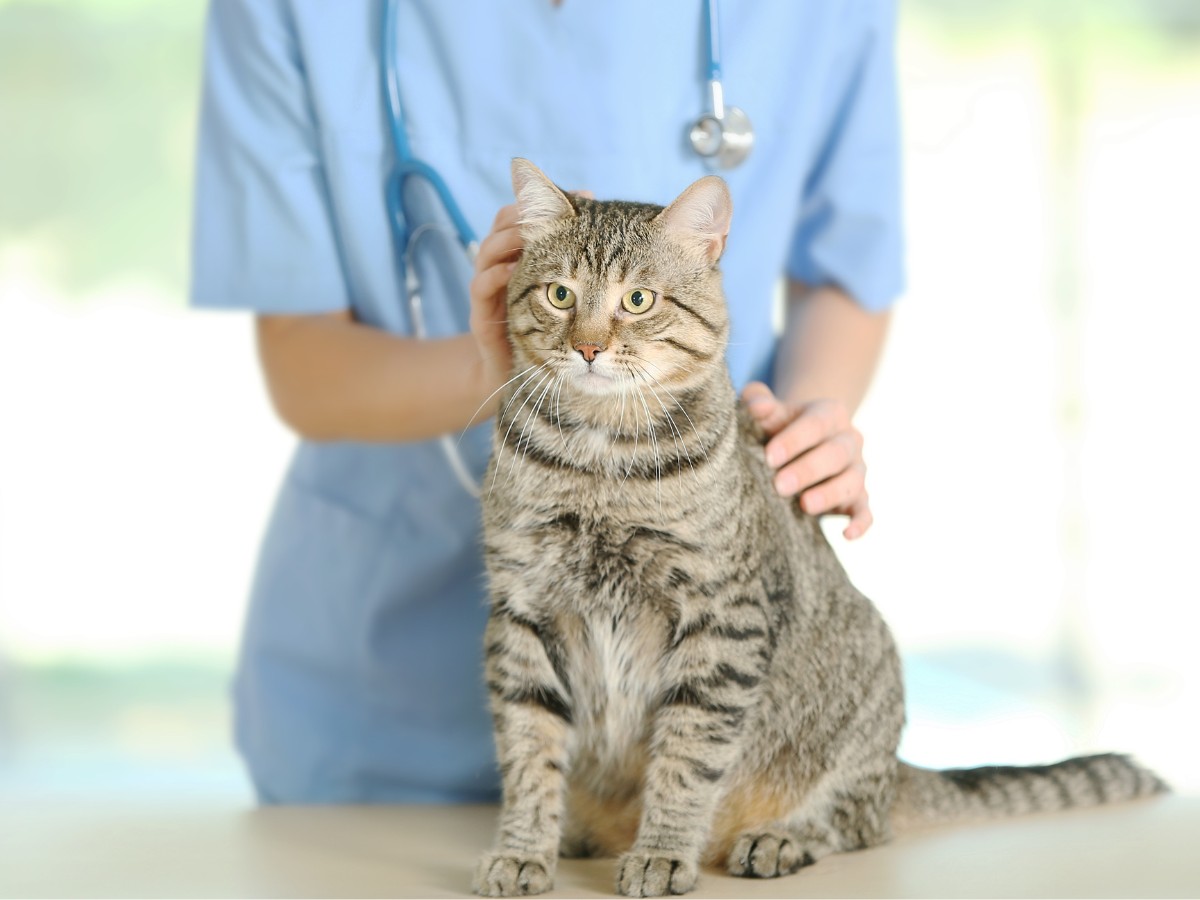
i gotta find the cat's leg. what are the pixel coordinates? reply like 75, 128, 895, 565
727, 763, 896, 878
617, 611, 771, 898
473, 604, 573, 898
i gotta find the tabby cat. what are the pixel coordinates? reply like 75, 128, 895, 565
473, 159, 1166, 898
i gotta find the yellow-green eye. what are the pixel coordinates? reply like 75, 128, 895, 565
547, 282, 576, 309
622, 288, 656, 314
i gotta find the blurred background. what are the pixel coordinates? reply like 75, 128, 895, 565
0, 0, 1197, 805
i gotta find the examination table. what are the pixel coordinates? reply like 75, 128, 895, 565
3, 795, 1198, 898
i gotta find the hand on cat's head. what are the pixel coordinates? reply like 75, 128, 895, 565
467, 184, 593, 407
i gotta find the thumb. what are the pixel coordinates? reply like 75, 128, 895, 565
742, 381, 777, 418
742, 381, 797, 436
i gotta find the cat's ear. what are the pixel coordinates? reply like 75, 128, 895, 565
511, 158, 576, 235
655, 175, 732, 263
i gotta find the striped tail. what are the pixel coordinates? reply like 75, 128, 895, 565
893, 753, 1169, 830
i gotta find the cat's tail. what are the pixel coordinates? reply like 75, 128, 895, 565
892, 753, 1169, 830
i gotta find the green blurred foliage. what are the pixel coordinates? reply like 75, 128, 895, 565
906, 0, 1200, 67
0, 0, 204, 299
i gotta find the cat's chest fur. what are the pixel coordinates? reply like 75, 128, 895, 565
518, 514, 694, 784
558, 606, 669, 789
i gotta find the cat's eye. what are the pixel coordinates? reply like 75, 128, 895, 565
622, 288, 656, 314
546, 282, 576, 310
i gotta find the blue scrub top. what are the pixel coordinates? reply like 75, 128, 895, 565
191, 0, 904, 803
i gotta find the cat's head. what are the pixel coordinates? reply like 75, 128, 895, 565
505, 159, 731, 407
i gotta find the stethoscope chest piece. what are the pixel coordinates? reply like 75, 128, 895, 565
689, 104, 753, 170
690, 0, 752, 170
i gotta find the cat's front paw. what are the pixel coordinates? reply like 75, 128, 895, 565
473, 852, 554, 897
726, 831, 812, 878
616, 850, 698, 897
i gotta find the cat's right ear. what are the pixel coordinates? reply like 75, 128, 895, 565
655, 175, 732, 263
511, 158, 576, 236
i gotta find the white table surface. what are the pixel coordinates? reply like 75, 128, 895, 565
3, 795, 1198, 898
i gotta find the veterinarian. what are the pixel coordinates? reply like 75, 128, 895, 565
191, 0, 904, 803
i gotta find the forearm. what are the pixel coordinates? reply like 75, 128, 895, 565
256, 311, 497, 442
773, 280, 891, 416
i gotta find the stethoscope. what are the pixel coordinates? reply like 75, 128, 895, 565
381, 0, 752, 497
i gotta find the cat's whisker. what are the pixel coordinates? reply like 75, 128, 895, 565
617, 374, 628, 441
489, 365, 553, 497
493, 364, 550, 466
552, 374, 569, 454
631, 359, 697, 489
630, 369, 665, 519
497, 362, 550, 423
620, 375, 642, 486
636, 356, 712, 464
499, 368, 553, 487
614, 374, 630, 477
505, 368, 558, 487
622, 365, 664, 515
458, 362, 539, 444
523, 372, 560, 471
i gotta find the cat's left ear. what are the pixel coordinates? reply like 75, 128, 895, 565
511, 158, 576, 236
654, 175, 732, 263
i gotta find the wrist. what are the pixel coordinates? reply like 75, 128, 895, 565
465, 337, 506, 421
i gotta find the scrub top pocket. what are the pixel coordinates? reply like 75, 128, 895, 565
248, 475, 392, 647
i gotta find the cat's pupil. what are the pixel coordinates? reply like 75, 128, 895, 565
631, 291, 644, 306
556, 285, 568, 301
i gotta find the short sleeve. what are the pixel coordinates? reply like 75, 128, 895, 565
787, 0, 905, 312
190, 0, 350, 314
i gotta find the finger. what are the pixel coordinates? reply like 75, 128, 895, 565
773, 433, 860, 496
742, 381, 774, 413
741, 382, 793, 436
796, 464, 866, 516
764, 401, 853, 469
570, 190, 595, 200
475, 224, 525, 272
843, 502, 874, 540
491, 203, 520, 231
470, 261, 518, 316
766, 406, 857, 473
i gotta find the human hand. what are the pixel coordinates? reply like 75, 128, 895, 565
469, 193, 594, 404
742, 381, 872, 539
469, 203, 524, 400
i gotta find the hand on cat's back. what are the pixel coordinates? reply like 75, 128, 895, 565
742, 381, 872, 539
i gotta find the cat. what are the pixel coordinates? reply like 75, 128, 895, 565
472, 158, 1167, 898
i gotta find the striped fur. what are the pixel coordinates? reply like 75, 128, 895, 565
472, 161, 1167, 898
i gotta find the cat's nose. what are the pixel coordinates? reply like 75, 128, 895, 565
573, 342, 605, 363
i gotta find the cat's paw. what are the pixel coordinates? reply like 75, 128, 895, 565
616, 850, 697, 896
473, 852, 554, 897
726, 831, 813, 878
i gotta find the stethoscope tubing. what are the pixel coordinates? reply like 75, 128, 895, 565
381, 0, 478, 253
703, 0, 722, 82
379, 0, 748, 497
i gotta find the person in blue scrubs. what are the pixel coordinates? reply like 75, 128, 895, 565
191, 0, 905, 803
